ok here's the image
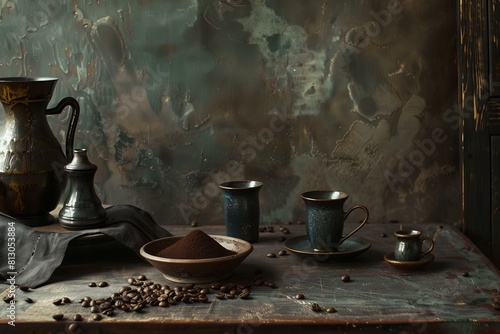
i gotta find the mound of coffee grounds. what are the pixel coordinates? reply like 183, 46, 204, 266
156, 229, 237, 259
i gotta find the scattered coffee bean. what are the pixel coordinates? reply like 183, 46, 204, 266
19, 285, 30, 292
98, 281, 109, 287
265, 280, 277, 288
90, 305, 100, 313
52, 314, 64, 321
68, 323, 80, 333
254, 279, 265, 286
53, 298, 63, 305
295, 294, 305, 300
62, 297, 71, 303
311, 303, 322, 312
341, 275, 351, 282
73, 314, 83, 321
24, 297, 34, 303
492, 302, 500, 311
278, 250, 287, 256
190, 220, 198, 227
3, 295, 14, 303
88, 282, 97, 287
92, 314, 102, 321
239, 289, 251, 299
380, 233, 387, 237
279, 227, 290, 234
462, 271, 470, 277
215, 293, 225, 300
296, 220, 305, 225
137, 275, 147, 281
103, 309, 115, 316
99, 302, 112, 311
210, 283, 221, 290
267, 253, 277, 258
120, 286, 132, 293
326, 307, 337, 313
279, 237, 287, 242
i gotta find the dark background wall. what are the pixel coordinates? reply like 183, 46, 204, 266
0, 0, 459, 227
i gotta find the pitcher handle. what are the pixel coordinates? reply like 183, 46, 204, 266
46, 97, 80, 162
339, 205, 369, 244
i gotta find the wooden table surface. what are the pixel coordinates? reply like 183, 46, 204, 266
1, 223, 500, 333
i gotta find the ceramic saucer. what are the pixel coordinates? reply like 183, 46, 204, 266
384, 252, 434, 270
284, 235, 371, 260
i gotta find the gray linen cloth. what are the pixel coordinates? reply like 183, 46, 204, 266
0, 205, 171, 288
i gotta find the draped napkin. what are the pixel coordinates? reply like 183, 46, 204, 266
0, 205, 171, 288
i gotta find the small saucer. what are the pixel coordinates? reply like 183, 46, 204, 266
384, 252, 434, 270
284, 235, 371, 261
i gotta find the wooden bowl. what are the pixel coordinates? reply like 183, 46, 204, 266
140, 235, 253, 283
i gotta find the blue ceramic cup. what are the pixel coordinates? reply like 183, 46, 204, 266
220, 180, 263, 243
301, 190, 369, 251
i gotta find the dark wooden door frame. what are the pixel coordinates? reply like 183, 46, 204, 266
459, 0, 499, 267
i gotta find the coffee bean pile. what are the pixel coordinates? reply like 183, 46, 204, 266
48, 272, 278, 321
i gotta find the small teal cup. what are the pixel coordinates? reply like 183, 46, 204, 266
393, 230, 434, 261
220, 180, 263, 243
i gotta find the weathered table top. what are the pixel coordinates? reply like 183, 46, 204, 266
1, 223, 500, 333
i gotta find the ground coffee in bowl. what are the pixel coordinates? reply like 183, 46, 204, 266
155, 229, 237, 259
140, 231, 253, 283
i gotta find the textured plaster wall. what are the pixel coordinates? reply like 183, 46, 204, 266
0, 0, 460, 226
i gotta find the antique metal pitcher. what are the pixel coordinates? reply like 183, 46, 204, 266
0, 77, 79, 226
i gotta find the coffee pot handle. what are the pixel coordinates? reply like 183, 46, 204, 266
339, 205, 369, 244
46, 97, 80, 162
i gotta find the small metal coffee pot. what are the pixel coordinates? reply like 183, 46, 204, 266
59, 148, 107, 229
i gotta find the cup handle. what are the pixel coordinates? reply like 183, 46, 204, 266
339, 205, 369, 244
420, 236, 435, 257
46, 97, 80, 162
